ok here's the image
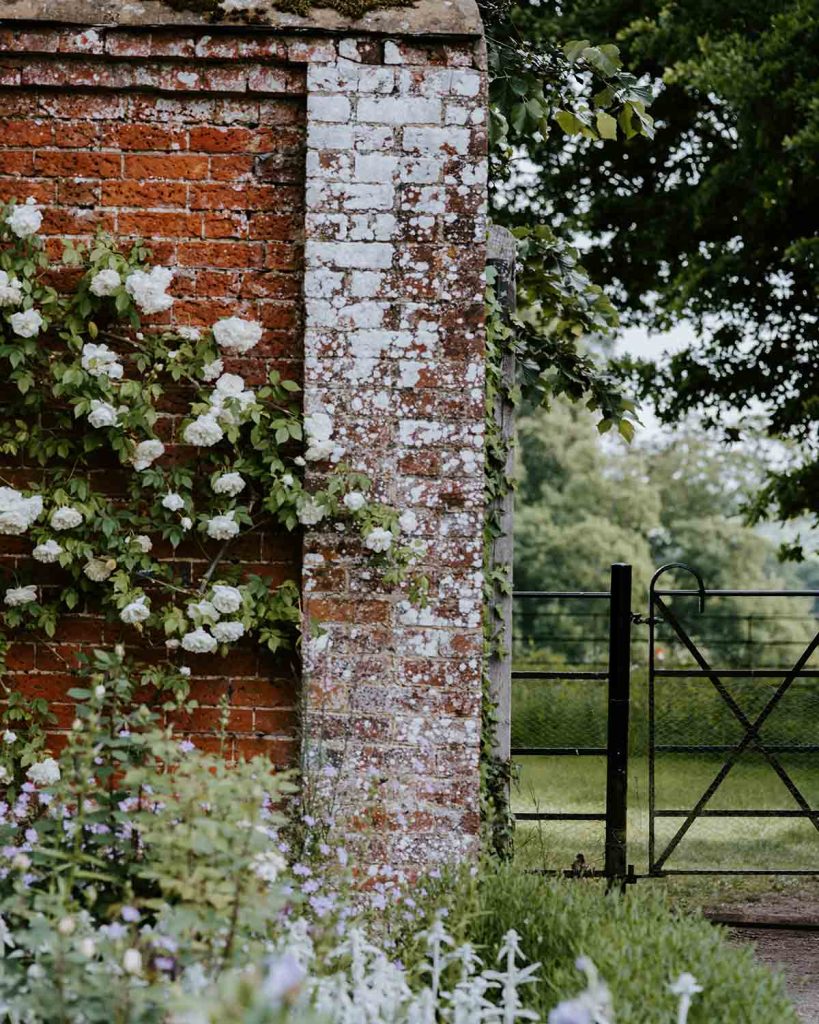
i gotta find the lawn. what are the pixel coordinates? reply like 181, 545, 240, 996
513, 753, 819, 876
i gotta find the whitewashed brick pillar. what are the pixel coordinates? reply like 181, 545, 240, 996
300, 31, 489, 869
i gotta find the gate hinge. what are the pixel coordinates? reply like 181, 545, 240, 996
631, 613, 660, 626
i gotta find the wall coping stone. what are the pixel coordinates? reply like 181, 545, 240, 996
0, 0, 483, 37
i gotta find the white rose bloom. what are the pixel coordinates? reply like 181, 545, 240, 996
211, 584, 242, 615
132, 534, 152, 553
201, 358, 224, 382
32, 539, 63, 563
83, 558, 115, 582
214, 372, 245, 396
180, 516, 193, 530
50, 506, 83, 531
165, 638, 180, 650
4, 585, 37, 607
88, 400, 121, 429
212, 472, 245, 497
343, 492, 366, 512
212, 316, 263, 354
9, 309, 43, 338
177, 325, 201, 342
81, 343, 123, 380
281, 474, 294, 487
6, 197, 42, 239
0, 487, 42, 536
0, 270, 23, 308
131, 439, 165, 471
183, 414, 223, 447
120, 595, 150, 624
3, 730, 16, 744
89, 269, 121, 297
181, 628, 217, 654
187, 599, 220, 623
213, 620, 245, 643
399, 511, 418, 534
205, 512, 239, 540
26, 757, 60, 786
297, 498, 326, 526
364, 527, 393, 553
161, 492, 185, 512
304, 411, 333, 443
0, 765, 8, 783
124, 266, 174, 315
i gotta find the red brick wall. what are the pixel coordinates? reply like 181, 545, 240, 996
0, 26, 309, 763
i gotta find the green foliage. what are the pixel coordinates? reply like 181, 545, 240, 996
503, 0, 819, 542
468, 864, 798, 1023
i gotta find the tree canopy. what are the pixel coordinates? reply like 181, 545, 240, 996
496, 0, 819, 544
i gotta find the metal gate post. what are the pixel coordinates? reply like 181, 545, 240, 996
605, 563, 632, 881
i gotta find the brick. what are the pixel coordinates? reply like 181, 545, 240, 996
0, 121, 52, 146
102, 124, 187, 151
101, 180, 188, 208
0, 150, 33, 175
178, 241, 264, 269
118, 210, 202, 238
123, 153, 209, 180
34, 151, 120, 178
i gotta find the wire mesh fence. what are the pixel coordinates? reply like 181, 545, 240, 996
511, 582, 819, 875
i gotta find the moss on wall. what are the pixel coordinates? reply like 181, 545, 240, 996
162, 0, 415, 18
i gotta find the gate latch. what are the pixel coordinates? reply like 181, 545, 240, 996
631, 612, 660, 626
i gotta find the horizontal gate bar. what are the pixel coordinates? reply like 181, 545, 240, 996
514, 812, 606, 821
511, 671, 608, 680
512, 747, 607, 756
655, 669, 819, 679
657, 744, 819, 754
655, 809, 819, 818
513, 591, 611, 599
655, 589, 819, 598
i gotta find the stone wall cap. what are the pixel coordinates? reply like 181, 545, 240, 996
0, 0, 484, 37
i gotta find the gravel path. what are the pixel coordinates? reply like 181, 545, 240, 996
708, 894, 819, 1023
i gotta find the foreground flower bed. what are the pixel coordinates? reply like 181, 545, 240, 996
0, 650, 796, 1023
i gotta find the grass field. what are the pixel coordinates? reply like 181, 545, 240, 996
512, 752, 819, 907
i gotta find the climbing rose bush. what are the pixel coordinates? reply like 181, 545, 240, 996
0, 195, 425, 750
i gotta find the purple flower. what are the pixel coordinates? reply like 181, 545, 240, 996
121, 906, 140, 923
154, 956, 175, 972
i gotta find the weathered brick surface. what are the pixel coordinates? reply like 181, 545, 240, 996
301, 37, 488, 866
0, 20, 487, 868
0, 26, 307, 765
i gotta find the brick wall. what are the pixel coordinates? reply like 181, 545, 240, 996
0, 25, 308, 764
0, 8, 487, 869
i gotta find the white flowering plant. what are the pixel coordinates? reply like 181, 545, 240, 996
0, 197, 426, 718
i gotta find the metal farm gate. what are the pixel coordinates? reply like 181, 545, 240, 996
511, 563, 819, 882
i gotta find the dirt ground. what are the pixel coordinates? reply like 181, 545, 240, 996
708, 893, 819, 1023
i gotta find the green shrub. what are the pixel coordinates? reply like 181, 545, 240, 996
467, 864, 798, 1024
